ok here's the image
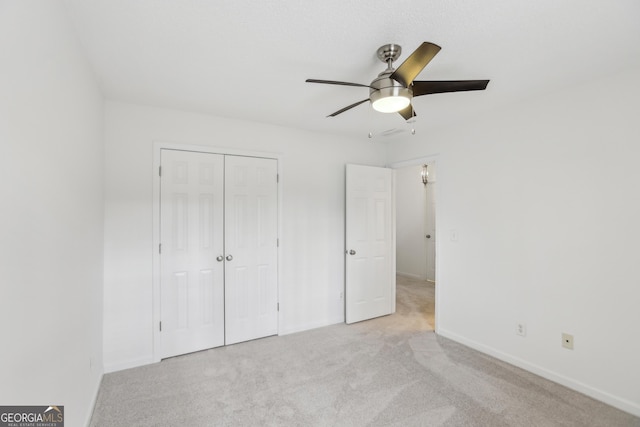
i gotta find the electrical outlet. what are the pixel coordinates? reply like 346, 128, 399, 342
516, 323, 526, 337
562, 333, 574, 350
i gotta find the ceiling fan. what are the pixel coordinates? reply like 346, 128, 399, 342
306, 42, 490, 120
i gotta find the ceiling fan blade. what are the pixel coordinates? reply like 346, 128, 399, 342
306, 79, 370, 88
398, 104, 416, 121
390, 42, 441, 87
328, 99, 370, 117
412, 80, 490, 97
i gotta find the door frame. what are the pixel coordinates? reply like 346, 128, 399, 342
424, 173, 436, 282
388, 154, 441, 334
151, 141, 283, 363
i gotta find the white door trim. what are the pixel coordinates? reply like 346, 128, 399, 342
388, 154, 442, 334
152, 141, 283, 363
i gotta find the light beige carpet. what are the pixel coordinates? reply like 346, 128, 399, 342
90, 277, 639, 426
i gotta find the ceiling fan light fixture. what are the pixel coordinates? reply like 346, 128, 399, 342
371, 93, 411, 113
370, 84, 411, 113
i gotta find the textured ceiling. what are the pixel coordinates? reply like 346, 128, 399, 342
62, 0, 640, 139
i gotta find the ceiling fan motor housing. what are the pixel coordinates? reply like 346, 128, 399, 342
369, 70, 412, 113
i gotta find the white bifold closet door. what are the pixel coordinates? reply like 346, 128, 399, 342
160, 149, 277, 359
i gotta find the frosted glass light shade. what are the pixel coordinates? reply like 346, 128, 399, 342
372, 95, 411, 113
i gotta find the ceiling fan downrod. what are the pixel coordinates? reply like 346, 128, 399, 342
376, 43, 402, 66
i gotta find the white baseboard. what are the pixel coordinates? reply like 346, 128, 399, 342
84, 372, 103, 427
438, 328, 640, 417
104, 319, 347, 374
103, 356, 156, 374
396, 271, 425, 280
279, 317, 344, 336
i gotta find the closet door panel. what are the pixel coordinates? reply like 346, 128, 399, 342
160, 149, 225, 358
224, 156, 278, 345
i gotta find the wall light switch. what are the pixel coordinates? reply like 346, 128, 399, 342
450, 229, 458, 242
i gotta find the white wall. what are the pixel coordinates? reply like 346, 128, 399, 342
385, 66, 640, 415
0, 2, 104, 426
103, 101, 386, 371
395, 165, 427, 279
3, 2, 637, 421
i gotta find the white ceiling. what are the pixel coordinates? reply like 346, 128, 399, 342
62, 0, 640, 139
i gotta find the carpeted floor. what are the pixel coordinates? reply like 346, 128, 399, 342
90, 277, 639, 426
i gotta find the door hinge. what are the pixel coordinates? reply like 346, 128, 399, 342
277, 238, 279, 247
277, 303, 280, 311
159, 243, 162, 254
159, 166, 162, 177
277, 173, 279, 183
159, 321, 162, 332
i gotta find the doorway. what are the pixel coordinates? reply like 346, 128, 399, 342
394, 161, 437, 330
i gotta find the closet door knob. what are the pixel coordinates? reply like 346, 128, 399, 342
226, 255, 233, 261
216, 255, 224, 262
348, 249, 356, 255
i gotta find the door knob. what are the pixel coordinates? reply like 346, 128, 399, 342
348, 249, 356, 255
226, 255, 233, 261
216, 255, 224, 262
426, 234, 431, 239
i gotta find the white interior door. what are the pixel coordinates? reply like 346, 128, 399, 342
345, 164, 395, 324
425, 181, 436, 282
160, 149, 225, 358
224, 156, 278, 345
